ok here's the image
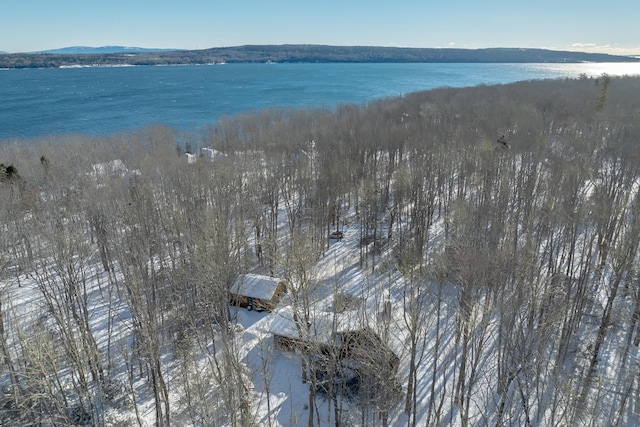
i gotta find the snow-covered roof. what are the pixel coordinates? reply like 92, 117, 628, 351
200, 147, 226, 159
90, 159, 127, 178
89, 159, 140, 183
184, 152, 197, 163
269, 306, 363, 346
230, 274, 284, 301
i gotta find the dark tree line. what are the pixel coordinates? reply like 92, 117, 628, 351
1, 45, 638, 68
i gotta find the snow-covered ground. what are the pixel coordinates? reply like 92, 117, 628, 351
0, 201, 430, 426
3, 189, 637, 426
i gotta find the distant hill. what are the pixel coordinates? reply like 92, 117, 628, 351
0, 45, 638, 68
199, 45, 639, 64
34, 46, 171, 54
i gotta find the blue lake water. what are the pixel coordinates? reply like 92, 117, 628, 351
2, 62, 640, 141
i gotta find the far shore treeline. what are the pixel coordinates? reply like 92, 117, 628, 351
1, 44, 639, 68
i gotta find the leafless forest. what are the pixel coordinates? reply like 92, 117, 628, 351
1, 75, 640, 426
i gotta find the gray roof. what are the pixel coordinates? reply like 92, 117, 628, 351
230, 274, 284, 301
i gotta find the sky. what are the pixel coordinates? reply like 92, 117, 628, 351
2, 0, 638, 55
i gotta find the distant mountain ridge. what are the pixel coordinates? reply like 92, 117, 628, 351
1, 44, 638, 68
33, 46, 171, 54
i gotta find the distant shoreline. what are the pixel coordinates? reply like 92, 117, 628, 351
1, 44, 638, 69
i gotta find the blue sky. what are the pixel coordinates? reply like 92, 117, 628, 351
2, 0, 638, 54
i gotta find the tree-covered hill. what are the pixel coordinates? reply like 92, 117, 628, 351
1, 44, 638, 68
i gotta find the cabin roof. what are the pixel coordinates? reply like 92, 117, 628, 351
269, 306, 363, 345
230, 274, 284, 301
90, 159, 127, 178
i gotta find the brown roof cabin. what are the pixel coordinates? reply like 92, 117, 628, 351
229, 274, 287, 312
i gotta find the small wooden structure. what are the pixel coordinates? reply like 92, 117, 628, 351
271, 311, 339, 353
270, 309, 399, 373
200, 147, 227, 160
229, 274, 287, 312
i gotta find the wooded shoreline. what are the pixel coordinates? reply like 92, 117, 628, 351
1, 44, 638, 68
